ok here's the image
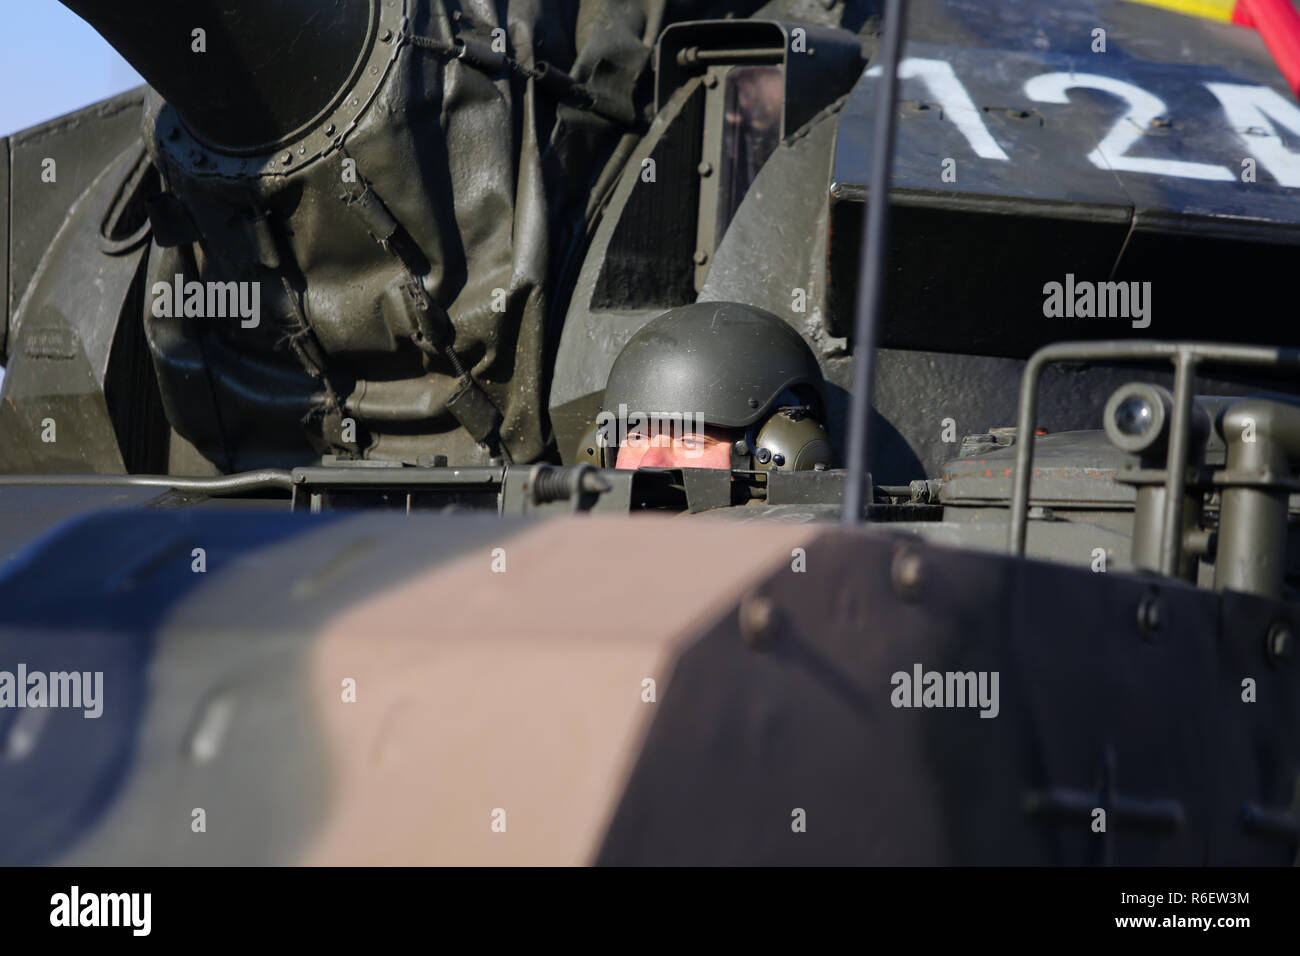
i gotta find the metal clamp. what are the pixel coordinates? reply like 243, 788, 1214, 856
527, 464, 613, 512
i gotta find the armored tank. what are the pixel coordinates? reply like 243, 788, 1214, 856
1, 0, 1298, 866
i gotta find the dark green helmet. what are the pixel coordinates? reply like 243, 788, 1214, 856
590, 302, 834, 470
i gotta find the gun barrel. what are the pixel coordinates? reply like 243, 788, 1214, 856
59, 0, 374, 152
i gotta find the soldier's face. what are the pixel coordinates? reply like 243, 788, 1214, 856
615, 423, 734, 470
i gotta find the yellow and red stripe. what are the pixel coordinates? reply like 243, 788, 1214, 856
1126, 0, 1248, 23
1126, 0, 1300, 95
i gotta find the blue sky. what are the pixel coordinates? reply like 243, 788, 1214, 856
1, 3, 140, 386
0, 3, 143, 137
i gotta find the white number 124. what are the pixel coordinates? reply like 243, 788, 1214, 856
867, 56, 1300, 187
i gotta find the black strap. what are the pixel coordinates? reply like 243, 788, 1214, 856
340, 175, 511, 460
402, 27, 644, 127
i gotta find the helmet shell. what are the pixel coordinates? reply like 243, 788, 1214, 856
602, 302, 828, 429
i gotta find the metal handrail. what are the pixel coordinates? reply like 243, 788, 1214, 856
0, 470, 295, 494
1008, 341, 1300, 575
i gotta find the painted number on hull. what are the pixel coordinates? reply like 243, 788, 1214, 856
866, 57, 1300, 187
1024, 73, 1233, 180
1205, 82, 1300, 186
865, 58, 1011, 160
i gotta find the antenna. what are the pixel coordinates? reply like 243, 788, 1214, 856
841, 0, 909, 525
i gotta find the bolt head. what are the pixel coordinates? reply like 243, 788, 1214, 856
693, 249, 709, 265
1138, 592, 1163, 637
740, 594, 776, 650
1268, 622, 1294, 664
891, 547, 924, 600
